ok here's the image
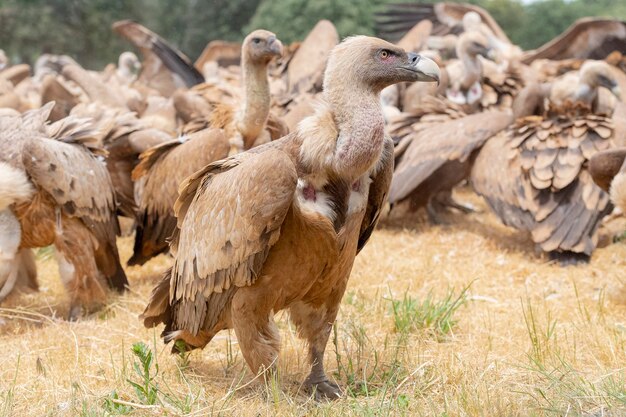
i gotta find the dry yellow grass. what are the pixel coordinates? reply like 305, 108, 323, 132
1, 188, 626, 416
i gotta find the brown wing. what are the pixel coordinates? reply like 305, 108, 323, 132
41, 75, 81, 122
166, 147, 298, 336
195, 40, 241, 69
396, 20, 433, 52
0, 64, 31, 85
471, 131, 535, 231
474, 112, 613, 255
285, 20, 338, 97
389, 110, 512, 204
21, 121, 116, 230
376, 2, 510, 43
62, 64, 125, 108
522, 18, 626, 64
112, 20, 204, 88
358, 137, 394, 253
129, 129, 229, 265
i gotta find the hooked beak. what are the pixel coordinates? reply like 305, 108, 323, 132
403, 53, 441, 85
267, 36, 283, 57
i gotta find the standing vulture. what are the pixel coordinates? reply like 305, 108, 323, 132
471, 61, 623, 265
0, 104, 127, 318
129, 30, 285, 266
141, 36, 440, 399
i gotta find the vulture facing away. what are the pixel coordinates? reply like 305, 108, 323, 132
141, 36, 440, 399
471, 61, 623, 265
0, 104, 127, 317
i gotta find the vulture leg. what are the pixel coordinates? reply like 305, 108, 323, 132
16, 249, 38, 291
548, 251, 591, 267
54, 219, 108, 320
437, 191, 478, 214
230, 286, 281, 376
0, 209, 26, 301
290, 300, 342, 401
426, 197, 449, 225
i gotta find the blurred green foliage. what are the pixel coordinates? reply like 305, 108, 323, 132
0, 0, 624, 69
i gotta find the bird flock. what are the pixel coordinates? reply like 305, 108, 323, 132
0, 1, 625, 400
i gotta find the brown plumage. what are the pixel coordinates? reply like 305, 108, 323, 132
141, 36, 440, 399
376, 2, 510, 44
389, 109, 512, 223
130, 30, 286, 266
589, 147, 626, 214
522, 18, 626, 64
113, 20, 204, 96
471, 63, 622, 265
0, 104, 127, 318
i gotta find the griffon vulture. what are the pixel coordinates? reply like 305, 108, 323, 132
0, 104, 127, 318
471, 61, 622, 265
129, 30, 285, 266
141, 36, 440, 399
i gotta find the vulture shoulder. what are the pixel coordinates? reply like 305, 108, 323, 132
167, 145, 298, 334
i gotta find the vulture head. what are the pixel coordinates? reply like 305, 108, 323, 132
589, 148, 626, 192
580, 60, 621, 99
462, 11, 483, 31
323, 36, 440, 94
118, 51, 141, 76
242, 29, 283, 64
457, 31, 493, 60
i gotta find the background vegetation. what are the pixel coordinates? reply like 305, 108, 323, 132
0, 0, 625, 69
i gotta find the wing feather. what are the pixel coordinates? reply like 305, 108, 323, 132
168, 148, 298, 335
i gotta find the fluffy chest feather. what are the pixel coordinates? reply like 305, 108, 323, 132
294, 173, 371, 233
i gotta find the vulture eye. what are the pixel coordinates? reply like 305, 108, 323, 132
252, 38, 261, 44
380, 50, 391, 60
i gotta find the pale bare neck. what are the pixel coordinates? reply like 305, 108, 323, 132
459, 51, 482, 90
326, 84, 386, 181
237, 56, 270, 149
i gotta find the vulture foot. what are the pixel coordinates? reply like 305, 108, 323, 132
67, 304, 83, 321
446, 199, 478, 214
304, 378, 342, 401
548, 251, 590, 267
426, 201, 449, 225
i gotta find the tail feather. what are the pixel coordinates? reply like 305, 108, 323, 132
140, 268, 172, 328
0, 163, 33, 210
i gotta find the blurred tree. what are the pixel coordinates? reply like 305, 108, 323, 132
0, 0, 260, 69
0, 0, 625, 68
246, 0, 394, 43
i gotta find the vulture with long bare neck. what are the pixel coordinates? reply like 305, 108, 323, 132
129, 30, 284, 266
141, 36, 440, 399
